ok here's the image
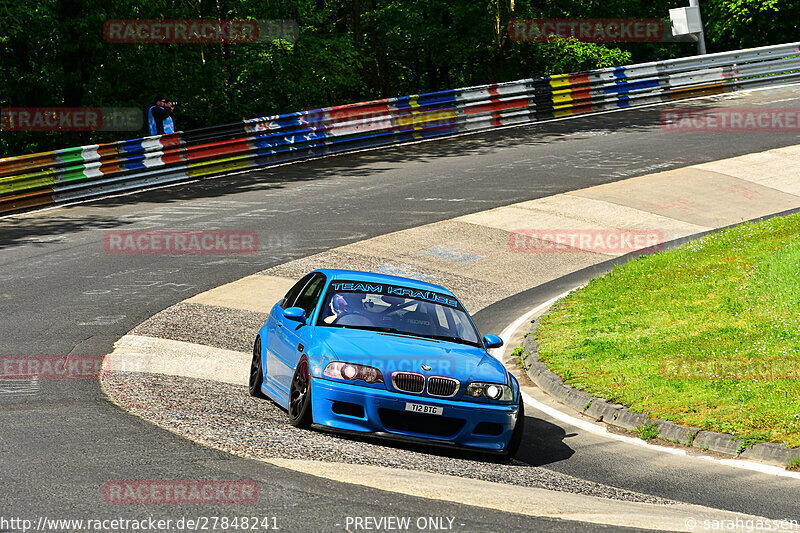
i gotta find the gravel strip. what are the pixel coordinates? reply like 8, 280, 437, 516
130, 302, 268, 353
102, 371, 674, 505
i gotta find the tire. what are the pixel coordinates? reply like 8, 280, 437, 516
503, 396, 525, 458
288, 357, 313, 427
248, 336, 267, 398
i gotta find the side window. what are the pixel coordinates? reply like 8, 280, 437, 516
450, 309, 479, 344
293, 274, 327, 317
281, 274, 314, 309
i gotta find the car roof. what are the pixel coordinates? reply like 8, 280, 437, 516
313, 269, 454, 295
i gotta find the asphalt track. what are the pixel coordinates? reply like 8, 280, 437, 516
2, 85, 800, 531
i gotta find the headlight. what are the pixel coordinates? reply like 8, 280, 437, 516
323, 362, 384, 384
466, 382, 513, 401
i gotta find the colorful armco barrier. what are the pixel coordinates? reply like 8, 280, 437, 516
2, 41, 799, 214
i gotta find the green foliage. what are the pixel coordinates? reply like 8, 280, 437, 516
537, 212, 800, 447
703, 0, 800, 51
512, 346, 527, 369
1, 0, 795, 157
635, 422, 660, 440
736, 432, 770, 455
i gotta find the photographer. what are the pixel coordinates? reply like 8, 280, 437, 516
147, 96, 177, 136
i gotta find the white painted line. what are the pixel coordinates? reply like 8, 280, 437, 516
493, 289, 576, 362
518, 388, 687, 456
494, 287, 800, 479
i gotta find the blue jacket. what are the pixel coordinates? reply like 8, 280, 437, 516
147, 105, 175, 135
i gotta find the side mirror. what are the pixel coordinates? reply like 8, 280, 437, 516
283, 307, 307, 323
483, 334, 503, 349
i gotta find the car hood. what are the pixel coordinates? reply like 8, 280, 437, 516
314, 327, 507, 384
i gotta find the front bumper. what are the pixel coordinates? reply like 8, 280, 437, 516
309, 376, 519, 452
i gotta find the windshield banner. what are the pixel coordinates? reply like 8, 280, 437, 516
328, 281, 459, 308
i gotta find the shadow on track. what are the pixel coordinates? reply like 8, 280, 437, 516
309, 413, 575, 467
515, 416, 577, 466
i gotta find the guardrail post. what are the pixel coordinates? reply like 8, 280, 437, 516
670, 1, 708, 55
689, 0, 708, 55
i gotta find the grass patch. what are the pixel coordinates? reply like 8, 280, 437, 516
635, 422, 660, 440
512, 346, 527, 369
536, 213, 800, 447
787, 457, 800, 471
736, 432, 770, 455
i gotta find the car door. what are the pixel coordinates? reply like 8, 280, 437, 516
272, 273, 327, 391
266, 273, 314, 396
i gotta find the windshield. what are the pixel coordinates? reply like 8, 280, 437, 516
316, 281, 481, 347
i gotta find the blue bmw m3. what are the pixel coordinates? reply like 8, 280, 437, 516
249, 269, 524, 457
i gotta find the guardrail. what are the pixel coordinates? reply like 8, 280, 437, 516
2, 41, 799, 215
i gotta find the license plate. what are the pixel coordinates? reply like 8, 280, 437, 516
405, 402, 443, 415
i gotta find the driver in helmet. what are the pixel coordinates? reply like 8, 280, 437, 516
329, 292, 365, 318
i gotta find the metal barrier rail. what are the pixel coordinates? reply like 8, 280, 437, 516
1, 41, 799, 215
